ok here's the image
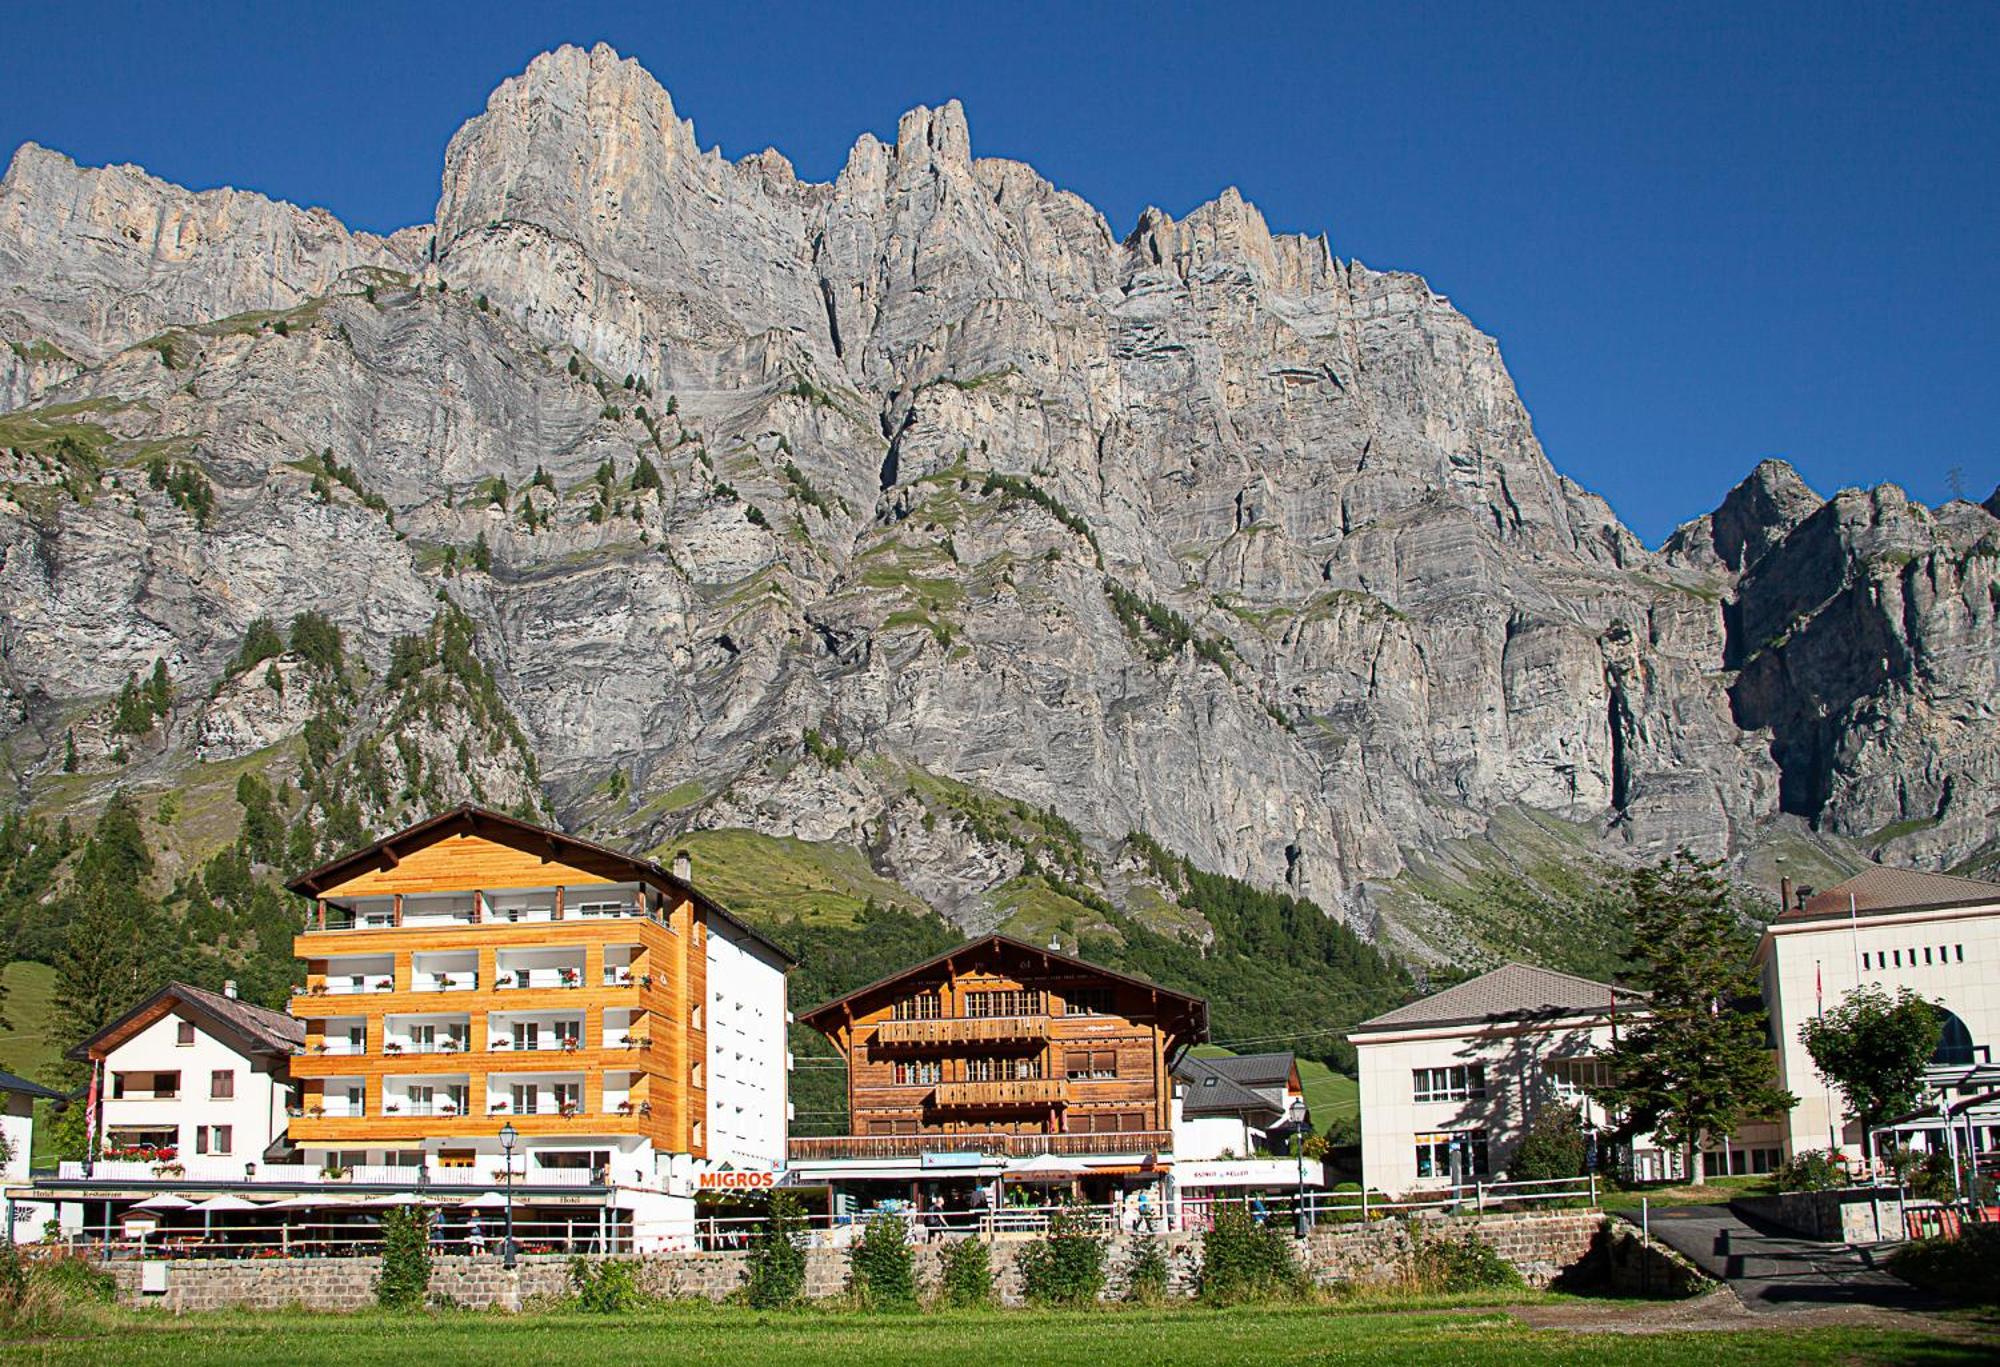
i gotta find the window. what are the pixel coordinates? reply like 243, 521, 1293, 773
1072, 1111, 1145, 1134
967, 1056, 1042, 1081
1412, 1065, 1486, 1103
1063, 988, 1114, 1016
891, 993, 941, 1021
176, 1020, 196, 1046
210, 1069, 234, 1100
1064, 1049, 1117, 1080
553, 1083, 582, 1112
194, 1125, 232, 1156
867, 1118, 919, 1135
554, 1020, 582, 1048
690, 1004, 703, 1031
964, 989, 1044, 1018
512, 1084, 538, 1115
1957, 945, 1965, 963
1893, 950, 1902, 968
1924, 947, 1933, 965
437, 1149, 476, 1169
1413, 1130, 1489, 1179
893, 1059, 942, 1086
512, 1022, 541, 1051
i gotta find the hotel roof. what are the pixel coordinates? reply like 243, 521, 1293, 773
1778, 865, 2000, 924
1351, 962, 1644, 1036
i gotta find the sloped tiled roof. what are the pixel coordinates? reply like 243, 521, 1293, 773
1173, 1054, 1279, 1117
1781, 865, 2000, 923
1352, 963, 1643, 1036
1192, 1052, 1296, 1090
0, 1068, 64, 1100
172, 982, 306, 1054
69, 981, 304, 1062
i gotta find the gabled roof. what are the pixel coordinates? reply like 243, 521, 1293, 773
1350, 963, 1643, 1036
1173, 1054, 1283, 1118
68, 981, 306, 1064
0, 1068, 64, 1101
797, 933, 1208, 1037
1189, 1051, 1298, 1092
285, 803, 794, 966
1779, 865, 2000, 924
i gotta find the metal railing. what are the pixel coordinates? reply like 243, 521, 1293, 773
786, 1130, 1172, 1161
494, 969, 588, 991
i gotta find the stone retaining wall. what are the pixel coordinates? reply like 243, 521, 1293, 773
105, 1209, 1609, 1313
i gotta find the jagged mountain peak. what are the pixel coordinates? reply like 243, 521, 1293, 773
1, 45, 1994, 972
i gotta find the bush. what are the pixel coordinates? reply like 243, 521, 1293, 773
1124, 1237, 1170, 1304
848, 1212, 916, 1309
746, 1193, 808, 1309
1016, 1208, 1106, 1306
1198, 1203, 1307, 1304
1511, 1103, 1588, 1182
377, 1205, 433, 1310
569, 1258, 642, 1313
1890, 1225, 2000, 1305
0, 1251, 114, 1338
1407, 1228, 1521, 1293
938, 1237, 993, 1307
1775, 1149, 1847, 1193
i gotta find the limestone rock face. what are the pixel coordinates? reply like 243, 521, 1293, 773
1, 43, 1993, 957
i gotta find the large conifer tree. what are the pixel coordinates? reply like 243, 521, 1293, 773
1589, 848, 1794, 1183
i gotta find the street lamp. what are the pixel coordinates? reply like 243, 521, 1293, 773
1288, 1098, 1311, 1237
499, 1121, 519, 1269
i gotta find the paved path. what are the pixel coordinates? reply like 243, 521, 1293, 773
1630, 1204, 1941, 1313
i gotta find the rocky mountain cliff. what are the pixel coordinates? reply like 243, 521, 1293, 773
2, 44, 1994, 968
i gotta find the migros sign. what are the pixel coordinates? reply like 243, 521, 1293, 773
697, 1169, 778, 1190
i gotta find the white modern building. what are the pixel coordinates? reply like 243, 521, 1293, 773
1757, 865, 2000, 1164
1348, 963, 1786, 1194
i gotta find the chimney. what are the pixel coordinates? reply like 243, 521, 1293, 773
223, 980, 238, 999
672, 850, 691, 883
1779, 876, 1793, 913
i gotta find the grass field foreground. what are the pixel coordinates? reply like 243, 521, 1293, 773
1, 1301, 1987, 1367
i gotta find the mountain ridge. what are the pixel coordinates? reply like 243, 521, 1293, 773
1, 42, 1995, 980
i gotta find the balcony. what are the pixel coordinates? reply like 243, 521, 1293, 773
494, 967, 586, 991
933, 1078, 1065, 1109
321, 976, 396, 996
413, 971, 478, 993
872, 1016, 1049, 1049
786, 1130, 1172, 1162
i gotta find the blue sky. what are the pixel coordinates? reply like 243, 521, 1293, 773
2, 1, 1993, 541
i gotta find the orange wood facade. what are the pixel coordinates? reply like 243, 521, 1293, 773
285, 826, 710, 1156
803, 938, 1203, 1141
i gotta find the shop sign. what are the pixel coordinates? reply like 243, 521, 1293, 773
698, 1169, 778, 1190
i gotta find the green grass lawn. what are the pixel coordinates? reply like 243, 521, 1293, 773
0, 958, 60, 1083
661, 828, 932, 927
3, 1301, 1983, 1366
1597, 1174, 1777, 1214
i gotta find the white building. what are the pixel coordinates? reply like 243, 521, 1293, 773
702, 918, 792, 1171
2, 1068, 63, 1241
72, 981, 303, 1171
1348, 963, 1784, 1194
1170, 1052, 1307, 1161
1757, 865, 2000, 1163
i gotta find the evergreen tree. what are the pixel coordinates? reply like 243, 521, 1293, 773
630, 454, 661, 491
53, 795, 164, 1078
1588, 849, 1795, 1182
1800, 985, 1941, 1163
112, 674, 153, 735
288, 612, 344, 675
62, 730, 78, 773
470, 532, 492, 573
146, 659, 171, 716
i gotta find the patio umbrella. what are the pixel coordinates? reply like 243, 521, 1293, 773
458, 1191, 509, 1208
1005, 1153, 1086, 1180
192, 1193, 260, 1239
132, 1193, 194, 1210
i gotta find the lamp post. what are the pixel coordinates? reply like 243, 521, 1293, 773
499, 1121, 519, 1269
1288, 1098, 1310, 1237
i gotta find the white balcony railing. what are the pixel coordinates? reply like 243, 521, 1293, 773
486, 1035, 585, 1054
390, 1039, 470, 1056
414, 972, 477, 993
493, 968, 585, 991
313, 1040, 365, 1056
323, 977, 395, 995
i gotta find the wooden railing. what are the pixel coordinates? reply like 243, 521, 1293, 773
786, 1130, 1171, 1161
932, 1078, 1064, 1108
871, 1016, 1049, 1048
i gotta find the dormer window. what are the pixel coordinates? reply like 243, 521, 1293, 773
176, 1021, 196, 1047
